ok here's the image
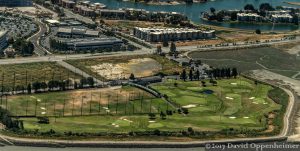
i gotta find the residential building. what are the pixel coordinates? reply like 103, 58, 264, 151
133, 27, 215, 42
74, 5, 95, 17
237, 13, 262, 22
59, 0, 76, 9
0, 31, 8, 52
271, 14, 293, 23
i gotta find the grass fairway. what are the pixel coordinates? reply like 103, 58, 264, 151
0, 62, 82, 90
65, 55, 182, 81
10, 78, 284, 137
149, 78, 282, 131
6, 86, 167, 117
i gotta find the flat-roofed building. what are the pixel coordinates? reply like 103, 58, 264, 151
60, 37, 123, 51
97, 9, 126, 19
133, 27, 215, 42
271, 14, 293, 23
74, 5, 95, 17
60, 0, 76, 9
56, 27, 99, 38
237, 13, 262, 22
0, 31, 8, 52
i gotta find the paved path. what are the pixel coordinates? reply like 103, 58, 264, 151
247, 70, 300, 142
57, 61, 105, 85
27, 19, 52, 56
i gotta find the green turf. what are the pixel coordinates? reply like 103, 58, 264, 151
16, 78, 283, 134
0, 62, 82, 90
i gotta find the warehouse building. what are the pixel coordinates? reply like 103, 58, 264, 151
56, 27, 99, 38
59, 37, 123, 51
133, 27, 215, 42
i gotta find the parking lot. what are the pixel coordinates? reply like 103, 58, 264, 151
0, 12, 37, 39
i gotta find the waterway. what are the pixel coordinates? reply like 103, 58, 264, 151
92, 0, 300, 31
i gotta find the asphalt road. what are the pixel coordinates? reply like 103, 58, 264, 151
28, 19, 51, 56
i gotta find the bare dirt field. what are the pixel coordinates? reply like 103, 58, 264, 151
90, 58, 162, 80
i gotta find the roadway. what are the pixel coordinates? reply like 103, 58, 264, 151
27, 19, 52, 56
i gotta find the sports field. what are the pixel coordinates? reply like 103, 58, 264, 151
6, 86, 165, 117
149, 78, 282, 132
6, 78, 285, 135
0, 62, 82, 91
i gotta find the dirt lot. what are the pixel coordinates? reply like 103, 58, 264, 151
90, 58, 162, 80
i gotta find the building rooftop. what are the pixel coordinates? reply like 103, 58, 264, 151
58, 27, 72, 34
85, 30, 99, 36
134, 27, 213, 34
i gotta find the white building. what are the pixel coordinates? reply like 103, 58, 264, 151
0, 31, 8, 52
271, 14, 293, 23
237, 13, 262, 22
57, 27, 99, 38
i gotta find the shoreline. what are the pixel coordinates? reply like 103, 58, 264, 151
284, 1, 300, 6
0, 133, 288, 148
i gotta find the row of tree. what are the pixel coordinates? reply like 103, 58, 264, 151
180, 68, 238, 81
3, 77, 95, 94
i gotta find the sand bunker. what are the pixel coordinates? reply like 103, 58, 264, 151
123, 118, 133, 123
149, 121, 156, 123
231, 83, 237, 85
243, 117, 249, 119
40, 107, 46, 110
90, 58, 162, 80
249, 97, 255, 100
252, 102, 259, 104
41, 112, 46, 114
225, 97, 234, 100
229, 116, 236, 119
182, 104, 197, 108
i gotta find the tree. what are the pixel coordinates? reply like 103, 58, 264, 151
156, 45, 162, 55
216, 11, 225, 22
8, 37, 14, 45
255, 29, 261, 34
230, 12, 238, 21
148, 113, 156, 120
195, 70, 200, 80
244, 4, 255, 11
259, 3, 274, 11
189, 69, 193, 81
232, 68, 238, 78
87, 77, 95, 87
170, 42, 176, 54
210, 7, 216, 14
129, 73, 135, 80
160, 111, 166, 120
181, 69, 187, 81
162, 40, 169, 47
27, 84, 31, 94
